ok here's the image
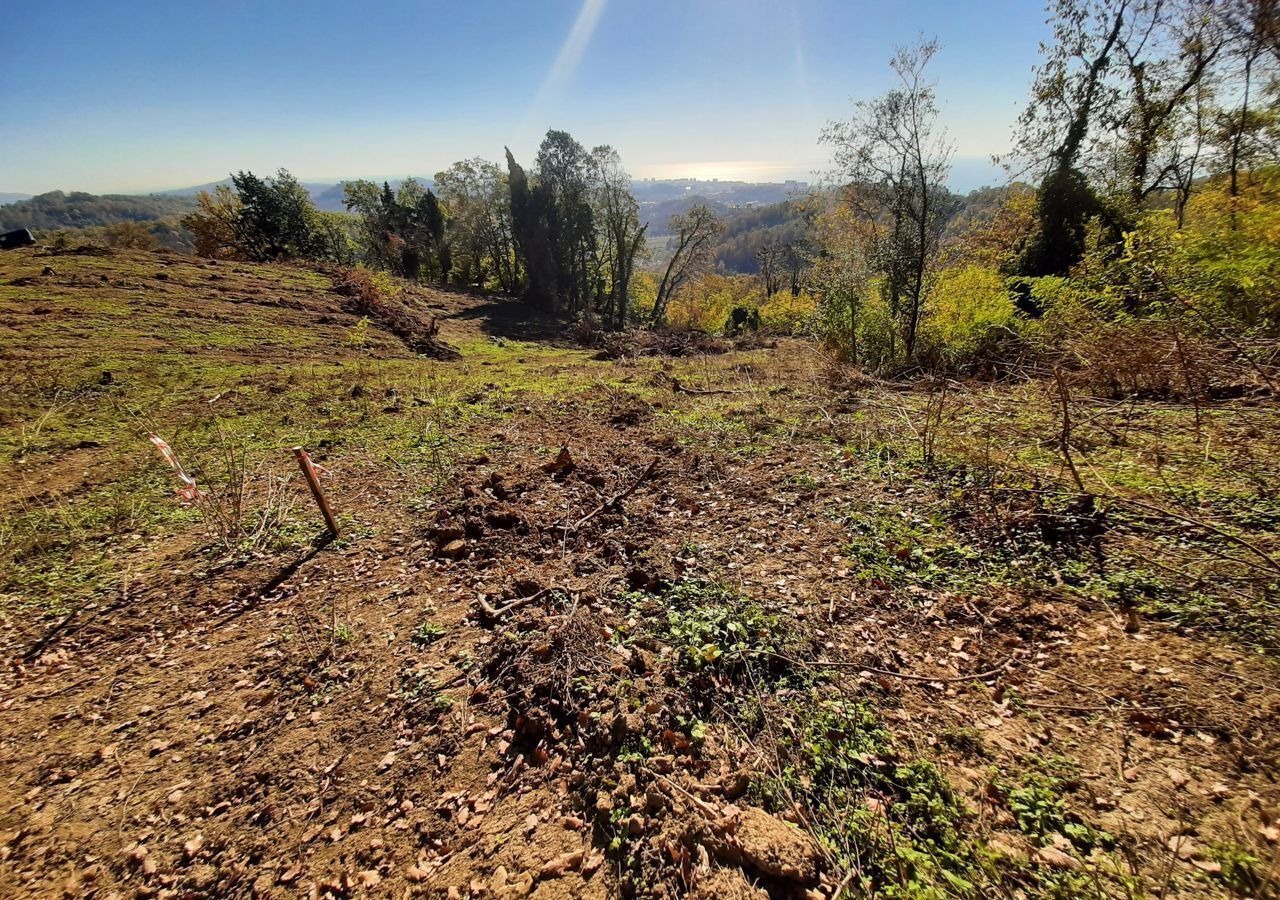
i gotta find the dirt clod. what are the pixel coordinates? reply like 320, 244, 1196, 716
700, 806, 822, 885
436, 538, 467, 559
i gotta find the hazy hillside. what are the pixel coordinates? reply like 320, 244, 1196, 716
0, 193, 32, 207
307, 183, 350, 211
678, 183, 1029, 275
0, 190, 197, 233
637, 179, 806, 233
713, 199, 813, 273
640, 195, 732, 235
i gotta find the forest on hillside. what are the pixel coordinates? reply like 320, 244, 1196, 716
0, 190, 197, 233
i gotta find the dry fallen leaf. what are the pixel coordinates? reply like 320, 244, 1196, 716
539, 850, 584, 878
581, 850, 605, 875
543, 446, 576, 476
1033, 846, 1080, 870
1166, 834, 1197, 860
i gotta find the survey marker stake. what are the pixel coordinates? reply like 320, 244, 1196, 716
292, 446, 340, 538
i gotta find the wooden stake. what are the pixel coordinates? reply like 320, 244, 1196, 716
292, 446, 339, 537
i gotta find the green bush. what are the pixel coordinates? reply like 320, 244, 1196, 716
918, 265, 1018, 370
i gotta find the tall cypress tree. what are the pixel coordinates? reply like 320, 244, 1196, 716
505, 148, 556, 309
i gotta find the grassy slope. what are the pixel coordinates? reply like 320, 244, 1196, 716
0, 247, 1277, 898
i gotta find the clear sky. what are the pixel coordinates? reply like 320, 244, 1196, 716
0, 0, 1048, 195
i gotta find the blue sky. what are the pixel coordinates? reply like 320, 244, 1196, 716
0, 0, 1048, 194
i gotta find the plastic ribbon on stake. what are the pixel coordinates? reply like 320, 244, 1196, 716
148, 434, 204, 503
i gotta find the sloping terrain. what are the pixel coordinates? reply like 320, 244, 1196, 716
0, 248, 1277, 899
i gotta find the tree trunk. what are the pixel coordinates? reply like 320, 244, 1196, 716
1230, 54, 1253, 202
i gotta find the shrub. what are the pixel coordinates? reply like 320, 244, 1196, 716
723, 304, 760, 336
101, 221, 157, 251
918, 265, 1018, 371
759, 289, 816, 335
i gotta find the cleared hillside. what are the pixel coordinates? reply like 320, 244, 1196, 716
0, 248, 1277, 898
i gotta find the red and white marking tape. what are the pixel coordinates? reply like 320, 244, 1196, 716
148, 434, 205, 503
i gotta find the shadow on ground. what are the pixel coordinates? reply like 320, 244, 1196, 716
446, 293, 581, 344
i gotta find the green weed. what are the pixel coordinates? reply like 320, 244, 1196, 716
766, 697, 999, 898
1206, 841, 1274, 897
331, 622, 356, 645
625, 579, 800, 679
411, 621, 447, 647
1000, 758, 1112, 853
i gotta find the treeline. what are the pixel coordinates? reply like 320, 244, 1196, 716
181, 171, 357, 264
183, 131, 712, 330
175, 0, 1279, 381
503, 133, 649, 327
700, 186, 1026, 279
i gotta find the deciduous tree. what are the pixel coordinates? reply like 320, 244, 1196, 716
589, 145, 647, 328
823, 38, 954, 362
182, 185, 241, 259
435, 158, 518, 291
651, 203, 722, 324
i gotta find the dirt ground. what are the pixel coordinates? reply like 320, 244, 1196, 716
0, 247, 1277, 898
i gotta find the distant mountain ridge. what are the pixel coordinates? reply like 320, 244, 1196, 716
0, 193, 33, 207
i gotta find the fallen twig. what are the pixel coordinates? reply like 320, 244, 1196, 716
1110, 495, 1280, 576
564, 457, 660, 532
667, 375, 747, 396
476, 586, 568, 621
849, 658, 1013, 683
747, 649, 1013, 683
1023, 701, 1183, 714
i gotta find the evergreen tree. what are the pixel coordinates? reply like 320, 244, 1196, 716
229, 169, 322, 261
506, 148, 556, 309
